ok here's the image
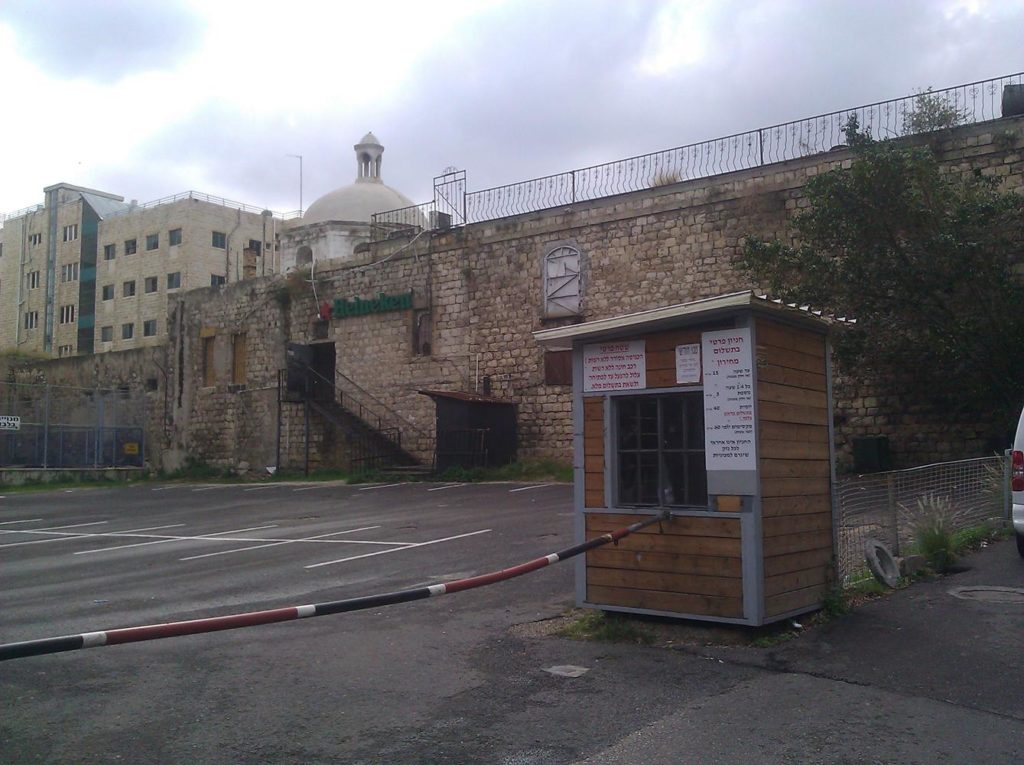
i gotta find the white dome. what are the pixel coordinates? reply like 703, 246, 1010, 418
303, 181, 415, 224
302, 132, 415, 224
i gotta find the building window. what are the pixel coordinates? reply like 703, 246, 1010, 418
24, 311, 39, 330
231, 333, 247, 386
210, 274, 226, 287
212, 231, 226, 249
169, 228, 182, 246
101, 325, 113, 342
28, 270, 40, 289
58, 344, 74, 358
247, 238, 262, 255
63, 224, 78, 242
146, 233, 159, 250
59, 304, 77, 324
60, 263, 80, 283
167, 272, 182, 290
144, 276, 158, 293
412, 310, 432, 356
543, 244, 583, 318
123, 280, 136, 297
543, 350, 572, 386
29, 233, 42, 247
616, 392, 707, 508
103, 243, 116, 260
122, 323, 134, 340
202, 336, 216, 386
124, 238, 137, 255
101, 284, 114, 301
0, 243, 3, 257
143, 319, 158, 337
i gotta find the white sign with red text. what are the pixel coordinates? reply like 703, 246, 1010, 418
583, 340, 646, 392
701, 328, 756, 471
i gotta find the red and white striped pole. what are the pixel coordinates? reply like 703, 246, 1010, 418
0, 511, 669, 662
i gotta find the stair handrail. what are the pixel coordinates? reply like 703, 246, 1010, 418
332, 368, 431, 439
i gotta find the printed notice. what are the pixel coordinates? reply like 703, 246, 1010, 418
0, 415, 20, 431
701, 328, 756, 471
583, 340, 646, 392
675, 344, 701, 384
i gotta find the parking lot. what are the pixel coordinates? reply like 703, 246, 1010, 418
4, 481, 1023, 764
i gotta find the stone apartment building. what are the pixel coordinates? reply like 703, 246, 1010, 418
0, 184, 281, 358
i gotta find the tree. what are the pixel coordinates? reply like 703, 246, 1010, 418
740, 119, 1024, 424
903, 87, 967, 135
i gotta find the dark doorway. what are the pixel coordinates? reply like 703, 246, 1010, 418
420, 389, 517, 472
309, 342, 336, 401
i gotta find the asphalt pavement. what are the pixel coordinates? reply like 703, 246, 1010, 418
2, 481, 1022, 764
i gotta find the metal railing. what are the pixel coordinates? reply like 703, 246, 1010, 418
103, 190, 289, 220
0, 381, 147, 469
835, 456, 1009, 583
373, 72, 1023, 234
0, 203, 45, 226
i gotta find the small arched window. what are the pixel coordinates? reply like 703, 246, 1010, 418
543, 244, 582, 317
296, 245, 313, 266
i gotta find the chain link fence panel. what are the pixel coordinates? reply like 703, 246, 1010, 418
0, 381, 147, 469
835, 456, 1009, 583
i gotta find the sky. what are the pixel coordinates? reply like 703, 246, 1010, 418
0, 0, 1022, 217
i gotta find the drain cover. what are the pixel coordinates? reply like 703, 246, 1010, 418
948, 586, 1024, 604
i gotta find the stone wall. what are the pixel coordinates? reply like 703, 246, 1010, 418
19, 116, 1022, 475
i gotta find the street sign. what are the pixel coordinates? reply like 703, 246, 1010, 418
0, 415, 20, 431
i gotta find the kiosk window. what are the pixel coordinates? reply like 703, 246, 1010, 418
616, 392, 707, 507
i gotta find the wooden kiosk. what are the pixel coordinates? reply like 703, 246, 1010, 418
534, 291, 836, 626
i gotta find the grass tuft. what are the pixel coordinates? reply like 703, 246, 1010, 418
555, 610, 653, 645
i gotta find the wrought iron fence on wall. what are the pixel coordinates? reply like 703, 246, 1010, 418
834, 456, 1009, 583
0, 381, 147, 470
373, 72, 1024, 239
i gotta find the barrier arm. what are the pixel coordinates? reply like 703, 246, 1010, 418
0, 511, 670, 662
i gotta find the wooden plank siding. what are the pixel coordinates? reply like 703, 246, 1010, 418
582, 397, 605, 507
756, 317, 834, 617
585, 512, 743, 619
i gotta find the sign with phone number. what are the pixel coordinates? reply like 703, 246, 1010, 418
0, 415, 21, 431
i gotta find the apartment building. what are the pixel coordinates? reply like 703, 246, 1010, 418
0, 184, 281, 357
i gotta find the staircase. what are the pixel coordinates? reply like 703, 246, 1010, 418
306, 397, 420, 472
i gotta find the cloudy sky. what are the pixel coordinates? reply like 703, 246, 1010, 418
1, 0, 1021, 216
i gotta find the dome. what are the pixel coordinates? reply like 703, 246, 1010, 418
302, 132, 415, 225
303, 182, 415, 225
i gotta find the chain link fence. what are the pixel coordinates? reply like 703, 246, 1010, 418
835, 456, 1009, 583
0, 381, 147, 469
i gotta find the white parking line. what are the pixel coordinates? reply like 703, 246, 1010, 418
191, 485, 233, 492
0, 524, 185, 550
74, 525, 280, 555
0, 518, 44, 526
358, 483, 403, 491
426, 484, 464, 492
292, 485, 333, 491
305, 528, 492, 569
509, 484, 552, 493
242, 485, 282, 492
179, 525, 384, 561
151, 486, 183, 491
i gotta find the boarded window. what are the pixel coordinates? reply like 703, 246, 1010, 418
202, 336, 216, 387
543, 350, 572, 385
231, 333, 247, 386
543, 244, 582, 317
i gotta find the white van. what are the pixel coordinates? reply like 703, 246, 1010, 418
1012, 406, 1024, 557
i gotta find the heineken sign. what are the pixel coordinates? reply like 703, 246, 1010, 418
331, 291, 413, 319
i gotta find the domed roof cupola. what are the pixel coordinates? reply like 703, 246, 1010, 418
302, 132, 415, 225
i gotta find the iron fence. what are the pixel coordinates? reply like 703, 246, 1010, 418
835, 456, 1009, 583
374, 72, 1024, 235
0, 381, 148, 470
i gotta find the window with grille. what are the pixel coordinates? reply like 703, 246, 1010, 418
60, 263, 79, 283
59, 304, 76, 324
123, 280, 136, 297
616, 392, 707, 508
24, 311, 38, 329
124, 239, 137, 255
63, 224, 78, 242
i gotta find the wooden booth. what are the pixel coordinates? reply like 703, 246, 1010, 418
534, 291, 836, 626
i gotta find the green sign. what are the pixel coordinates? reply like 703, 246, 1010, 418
332, 291, 413, 319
